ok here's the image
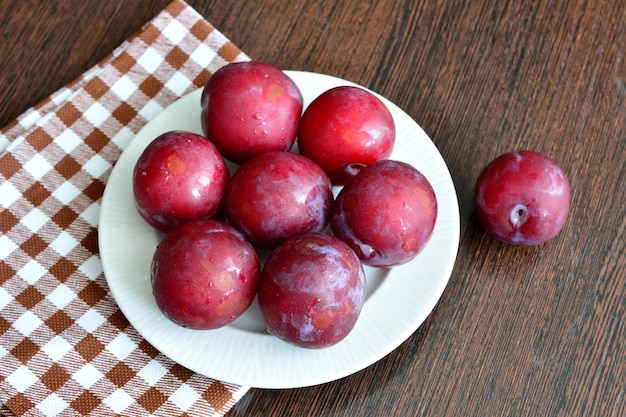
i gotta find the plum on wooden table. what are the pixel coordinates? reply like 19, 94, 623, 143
473, 150, 570, 245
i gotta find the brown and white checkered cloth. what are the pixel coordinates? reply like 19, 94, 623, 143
0, 1, 252, 415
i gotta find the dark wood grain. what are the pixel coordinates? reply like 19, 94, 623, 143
2, 1, 624, 416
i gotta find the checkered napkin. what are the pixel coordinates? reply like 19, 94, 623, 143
0, 1, 252, 415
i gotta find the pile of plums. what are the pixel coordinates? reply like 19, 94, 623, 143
132, 61, 570, 349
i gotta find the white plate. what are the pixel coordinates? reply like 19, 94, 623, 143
99, 71, 460, 389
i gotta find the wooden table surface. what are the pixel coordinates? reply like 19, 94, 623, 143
2, 1, 624, 416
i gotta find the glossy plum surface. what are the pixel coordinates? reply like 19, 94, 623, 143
257, 232, 366, 348
474, 150, 570, 245
200, 61, 303, 164
225, 151, 333, 247
132, 130, 229, 233
298, 85, 395, 185
331, 159, 437, 267
151, 220, 260, 330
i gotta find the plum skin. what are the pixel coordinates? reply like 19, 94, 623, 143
473, 150, 571, 245
257, 232, 366, 348
200, 61, 303, 164
133, 130, 229, 233
225, 151, 333, 247
331, 159, 438, 268
298, 85, 396, 185
150, 220, 260, 330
